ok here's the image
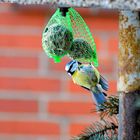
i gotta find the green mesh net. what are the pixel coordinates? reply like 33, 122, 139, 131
42, 9, 73, 63
42, 8, 98, 66
68, 8, 98, 66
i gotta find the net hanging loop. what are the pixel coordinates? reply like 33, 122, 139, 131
60, 7, 69, 17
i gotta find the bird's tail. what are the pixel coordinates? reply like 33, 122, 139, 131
91, 90, 107, 111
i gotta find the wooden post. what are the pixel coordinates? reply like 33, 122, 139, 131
118, 11, 140, 140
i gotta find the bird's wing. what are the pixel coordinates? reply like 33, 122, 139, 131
79, 65, 93, 77
80, 65, 99, 86
99, 75, 109, 91
91, 64, 108, 91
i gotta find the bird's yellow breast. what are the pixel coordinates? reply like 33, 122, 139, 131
72, 70, 91, 89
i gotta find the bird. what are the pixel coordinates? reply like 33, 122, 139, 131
65, 60, 109, 111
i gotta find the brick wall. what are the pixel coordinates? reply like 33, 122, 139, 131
0, 4, 118, 140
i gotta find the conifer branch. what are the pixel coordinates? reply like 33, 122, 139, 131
72, 117, 118, 140
91, 96, 119, 119
72, 95, 119, 140
100, 96, 119, 119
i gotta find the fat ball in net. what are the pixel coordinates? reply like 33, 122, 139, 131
68, 38, 96, 63
42, 24, 73, 62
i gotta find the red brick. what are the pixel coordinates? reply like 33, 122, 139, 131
108, 38, 118, 54
77, 8, 118, 19
0, 77, 61, 93
94, 37, 102, 52
69, 117, 102, 136
76, 8, 94, 17
66, 80, 89, 94
0, 121, 60, 135
70, 123, 90, 136
0, 56, 38, 69
13, 5, 54, 16
48, 101, 94, 116
108, 80, 117, 95
49, 57, 70, 72
0, 99, 38, 113
98, 57, 114, 74
0, 12, 45, 26
0, 34, 42, 51
85, 17, 118, 31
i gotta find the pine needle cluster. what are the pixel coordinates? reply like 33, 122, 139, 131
100, 96, 119, 119
72, 118, 118, 140
72, 96, 119, 140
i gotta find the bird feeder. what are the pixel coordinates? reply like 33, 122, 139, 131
42, 7, 98, 66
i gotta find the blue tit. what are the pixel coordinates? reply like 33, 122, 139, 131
65, 60, 108, 111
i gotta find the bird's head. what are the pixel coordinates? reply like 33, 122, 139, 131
65, 60, 81, 76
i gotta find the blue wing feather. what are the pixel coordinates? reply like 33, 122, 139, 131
99, 75, 109, 91
92, 91, 107, 111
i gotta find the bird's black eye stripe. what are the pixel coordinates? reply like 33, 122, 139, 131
69, 63, 73, 71
67, 61, 76, 72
